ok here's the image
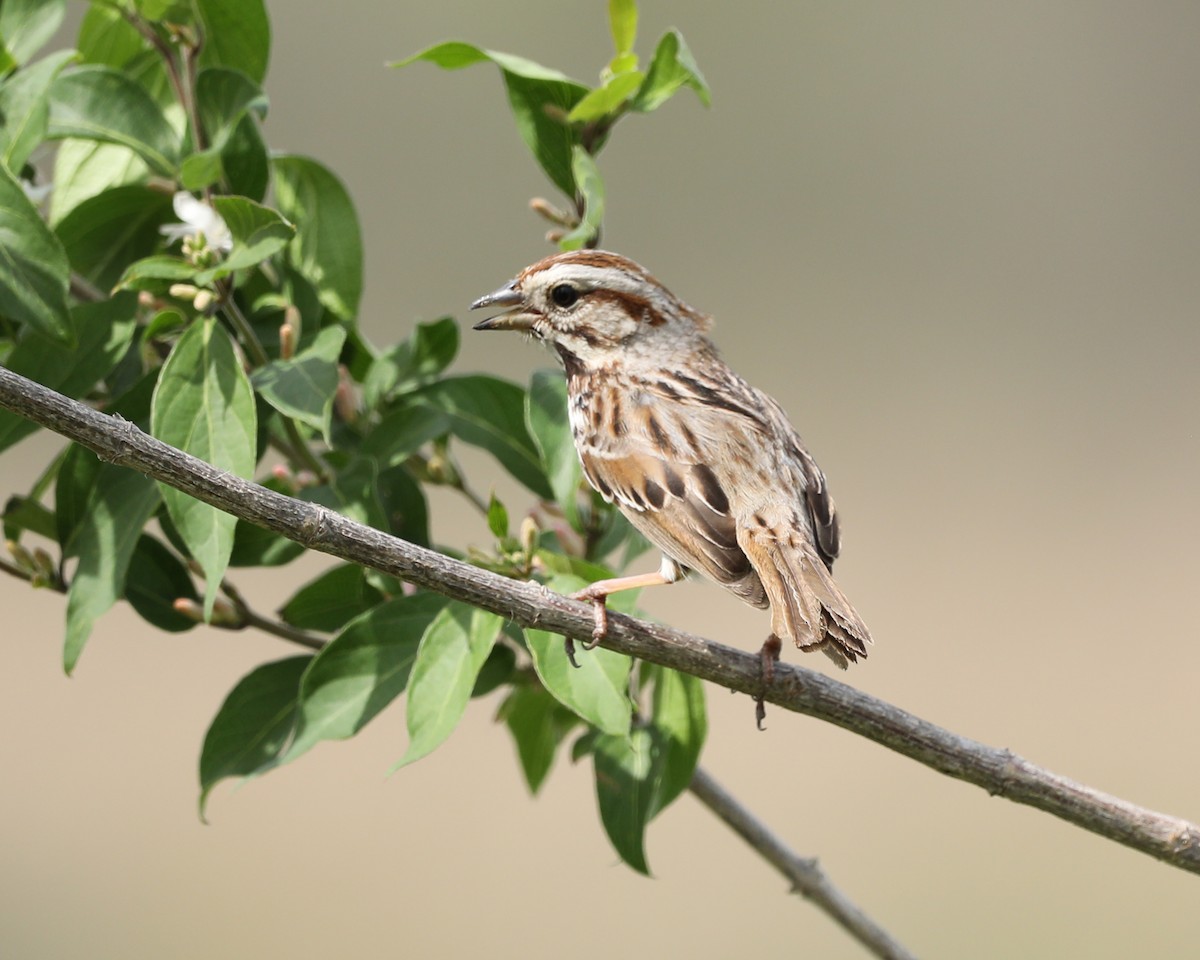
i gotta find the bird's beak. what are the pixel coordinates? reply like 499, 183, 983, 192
470, 281, 533, 331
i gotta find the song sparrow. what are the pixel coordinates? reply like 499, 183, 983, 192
472, 251, 871, 722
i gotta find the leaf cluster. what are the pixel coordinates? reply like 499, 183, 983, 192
394, 0, 708, 249
0, 0, 709, 873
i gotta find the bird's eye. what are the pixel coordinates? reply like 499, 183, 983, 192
550, 283, 579, 308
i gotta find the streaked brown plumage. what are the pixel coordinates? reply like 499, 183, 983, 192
471, 251, 871, 703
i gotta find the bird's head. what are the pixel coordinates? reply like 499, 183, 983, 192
471, 250, 712, 372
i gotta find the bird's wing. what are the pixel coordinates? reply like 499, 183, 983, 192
576, 388, 767, 608
754, 389, 841, 567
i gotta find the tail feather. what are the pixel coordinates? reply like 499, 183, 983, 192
739, 524, 872, 669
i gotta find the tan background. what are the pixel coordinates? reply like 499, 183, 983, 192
3, 3, 1198, 957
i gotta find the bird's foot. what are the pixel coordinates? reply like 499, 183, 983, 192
755, 634, 783, 730
569, 587, 610, 650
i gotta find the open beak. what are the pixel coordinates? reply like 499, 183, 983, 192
470, 281, 534, 331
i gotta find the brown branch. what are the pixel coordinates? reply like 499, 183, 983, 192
1, 364, 1198, 876
689, 767, 916, 960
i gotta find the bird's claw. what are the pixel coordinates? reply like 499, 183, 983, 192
564, 636, 581, 669
570, 589, 610, 651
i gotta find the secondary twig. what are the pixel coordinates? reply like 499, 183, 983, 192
689, 766, 917, 960
0, 365, 1197, 876
218, 580, 327, 651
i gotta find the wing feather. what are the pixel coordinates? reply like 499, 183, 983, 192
579, 445, 767, 607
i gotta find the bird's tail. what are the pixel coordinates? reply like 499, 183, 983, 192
739, 525, 872, 669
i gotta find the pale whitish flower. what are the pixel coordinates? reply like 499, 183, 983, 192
159, 191, 233, 253
20, 179, 52, 204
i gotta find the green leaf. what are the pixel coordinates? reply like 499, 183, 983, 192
394, 602, 501, 769
502, 684, 579, 794
649, 666, 706, 816
3, 494, 55, 541
594, 726, 662, 875
150, 318, 257, 618
415, 375, 552, 499
272, 154, 362, 321
199, 655, 311, 818
632, 29, 711, 113
361, 404, 450, 468
49, 138, 149, 225
394, 42, 589, 197
486, 493, 509, 539
471, 643, 516, 698
532, 549, 616, 585
47, 64, 180, 175
124, 534, 199, 632
195, 66, 268, 150
572, 728, 601, 763
525, 368, 584, 528
54, 442, 99, 554
77, 4, 146, 69
0, 293, 137, 453
221, 110, 269, 201
0, 163, 72, 343
195, 195, 293, 282
0, 0, 65, 66
279, 563, 383, 633
283, 594, 447, 764
55, 185, 173, 290
179, 148, 224, 191
63, 460, 161, 672
376, 463, 430, 546
192, 66, 269, 199
113, 254, 197, 292
608, 0, 638, 57
362, 317, 459, 409
559, 146, 605, 251
311, 454, 386, 529
0, 49, 75, 172
250, 325, 345, 442
135, 0, 185, 20
143, 308, 186, 341
526, 626, 633, 736
524, 576, 634, 735
566, 71, 644, 123
195, 0, 271, 86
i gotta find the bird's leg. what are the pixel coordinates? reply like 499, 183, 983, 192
571, 569, 672, 648
755, 633, 783, 730
569, 556, 683, 656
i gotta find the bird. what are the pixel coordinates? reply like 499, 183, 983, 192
471, 250, 871, 724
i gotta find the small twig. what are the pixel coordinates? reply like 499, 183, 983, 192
689, 766, 917, 960
0, 555, 33, 583
0, 365, 1197, 876
180, 29, 207, 154
217, 288, 270, 366
445, 465, 490, 517
219, 580, 327, 651
408, 452, 490, 517
2, 534, 323, 653
121, 11, 191, 130
69, 273, 106, 303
